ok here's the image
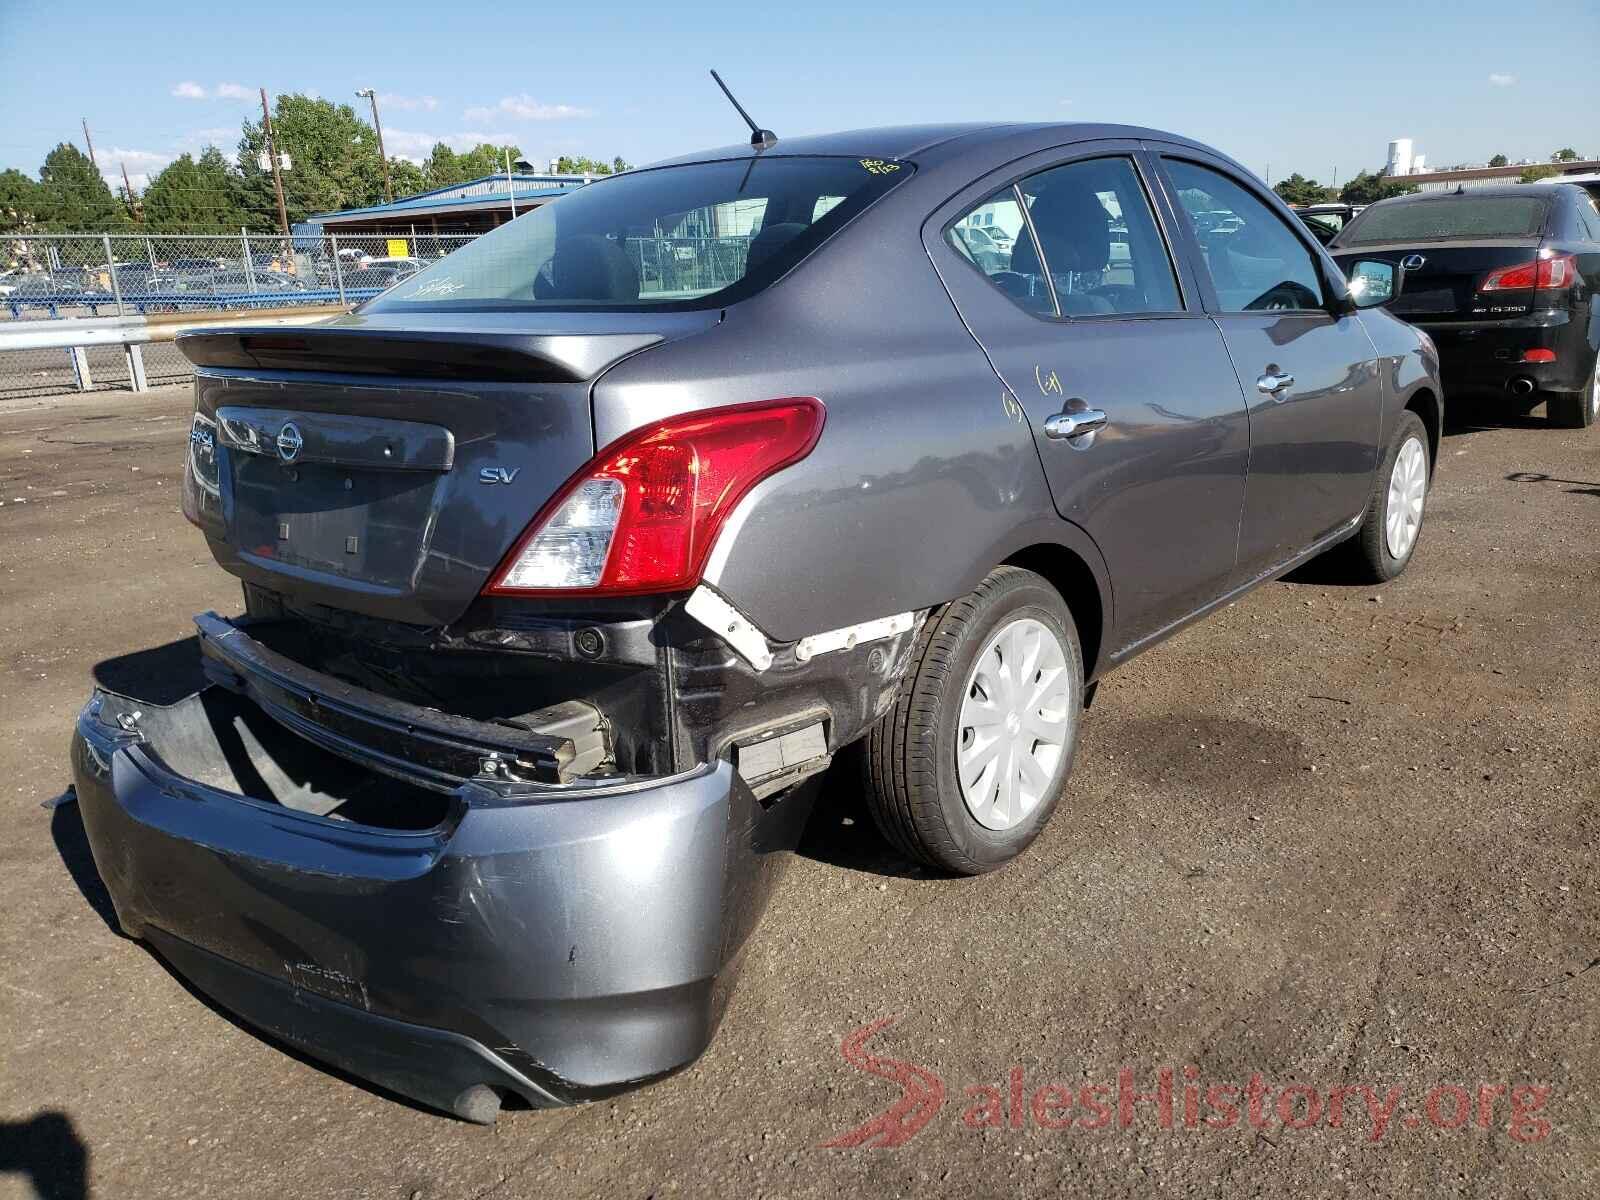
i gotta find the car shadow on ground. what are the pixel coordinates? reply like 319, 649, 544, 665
1441, 398, 1549, 437
794, 748, 937, 880
0, 1111, 89, 1200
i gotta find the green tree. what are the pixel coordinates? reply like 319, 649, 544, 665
1520, 164, 1559, 183
143, 148, 245, 231
35, 143, 128, 230
235, 94, 391, 227
554, 155, 630, 176
421, 142, 526, 189
388, 157, 425, 198
1340, 167, 1418, 206
1272, 173, 1334, 206
0, 168, 43, 234
1488, 153, 1508, 167
1553, 148, 1579, 162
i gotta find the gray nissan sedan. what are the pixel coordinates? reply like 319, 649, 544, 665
71, 122, 1441, 1121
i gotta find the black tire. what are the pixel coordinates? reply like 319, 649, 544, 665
861, 566, 1083, 875
1329, 409, 1431, 584
1546, 350, 1600, 428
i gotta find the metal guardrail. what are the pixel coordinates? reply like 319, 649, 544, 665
0, 231, 476, 398
0, 304, 349, 395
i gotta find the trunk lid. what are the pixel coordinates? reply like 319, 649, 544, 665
1331, 238, 1545, 321
180, 310, 718, 626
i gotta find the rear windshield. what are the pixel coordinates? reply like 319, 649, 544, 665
1339, 196, 1549, 245
367, 155, 913, 313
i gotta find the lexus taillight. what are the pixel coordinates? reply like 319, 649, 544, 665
1480, 253, 1578, 292
485, 398, 825, 596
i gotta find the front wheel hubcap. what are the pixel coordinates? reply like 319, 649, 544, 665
1385, 436, 1427, 560
956, 616, 1072, 831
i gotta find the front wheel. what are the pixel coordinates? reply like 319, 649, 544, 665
1330, 409, 1431, 584
862, 566, 1083, 875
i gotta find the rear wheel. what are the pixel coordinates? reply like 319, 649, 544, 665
862, 566, 1082, 874
1329, 410, 1431, 584
1547, 351, 1600, 429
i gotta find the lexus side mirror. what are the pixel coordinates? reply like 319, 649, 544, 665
1347, 259, 1399, 309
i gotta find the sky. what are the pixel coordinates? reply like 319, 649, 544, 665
1, 0, 1595, 193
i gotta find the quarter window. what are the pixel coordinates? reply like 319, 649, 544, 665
1163, 160, 1327, 312
947, 190, 1053, 313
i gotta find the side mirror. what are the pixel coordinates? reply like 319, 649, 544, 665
1346, 259, 1399, 309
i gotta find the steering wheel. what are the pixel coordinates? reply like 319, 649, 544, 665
1246, 281, 1321, 311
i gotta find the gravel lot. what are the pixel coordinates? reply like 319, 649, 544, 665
2, 384, 1596, 1199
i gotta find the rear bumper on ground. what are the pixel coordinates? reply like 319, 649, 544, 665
1416, 310, 1594, 398
70, 686, 806, 1121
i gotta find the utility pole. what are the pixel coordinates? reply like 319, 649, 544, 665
355, 88, 393, 202
259, 87, 291, 237
505, 147, 517, 219
120, 161, 142, 222
81, 118, 98, 172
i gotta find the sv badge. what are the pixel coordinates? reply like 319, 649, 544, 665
479, 466, 521, 485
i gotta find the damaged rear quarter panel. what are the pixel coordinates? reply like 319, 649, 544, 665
590, 194, 1061, 646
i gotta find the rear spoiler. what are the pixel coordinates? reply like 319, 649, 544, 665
176, 324, 663, 383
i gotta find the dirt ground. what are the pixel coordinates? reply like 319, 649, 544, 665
2, 384, 1597, 1199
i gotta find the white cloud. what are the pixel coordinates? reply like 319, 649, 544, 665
1488, 73, 1517, 87
215, 82, 253, 100
378, 93, 438, 112
172, 81, 206, 100
171, 81, 255, 101
385, 128, 523, 158
463, 94, 590, 123
100, 147, 179, 192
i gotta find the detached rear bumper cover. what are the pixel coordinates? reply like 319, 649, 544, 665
70, 684, 789, 1120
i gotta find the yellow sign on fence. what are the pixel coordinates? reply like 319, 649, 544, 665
386, 239, 410, 259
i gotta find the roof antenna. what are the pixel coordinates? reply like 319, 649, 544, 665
710, 69, 777, 150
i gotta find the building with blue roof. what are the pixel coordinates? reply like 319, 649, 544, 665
310, 172, 592, 237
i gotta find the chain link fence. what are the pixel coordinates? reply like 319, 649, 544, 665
2, 228, 762, 398
1, 231, 479, 398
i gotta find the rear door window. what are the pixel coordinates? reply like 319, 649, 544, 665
945, 154, 1183, 317
1017, 157, 1183, 315
370, 156, 913, 312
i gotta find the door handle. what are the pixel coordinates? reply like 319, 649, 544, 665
1043, 409, 1109, 440
1256, 369, 1295, 396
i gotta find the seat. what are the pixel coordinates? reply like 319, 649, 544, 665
745, 222, 809, 275
533, 234, 640, 302
1010, 184, 1116, 315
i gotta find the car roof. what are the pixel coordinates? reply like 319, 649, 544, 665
642, 122, 1209, 170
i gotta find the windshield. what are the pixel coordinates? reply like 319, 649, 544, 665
368, 155, 914, 313
1339, 196, 1549, 245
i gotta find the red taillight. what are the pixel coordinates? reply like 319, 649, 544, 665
1480, 253, 1578, 292
486, 398, 825, 596
1521, 348, 1557, 363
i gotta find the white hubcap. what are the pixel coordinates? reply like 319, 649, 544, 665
956, 617, 1072, 831
1385, 436, 1427, 560
1591, 357, 1599, 418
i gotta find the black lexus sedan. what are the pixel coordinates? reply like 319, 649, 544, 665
1330, 184, 1600, 427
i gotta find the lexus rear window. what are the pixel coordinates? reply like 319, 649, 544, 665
1339, 197, 1549, 244
367, 156, 914, 312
